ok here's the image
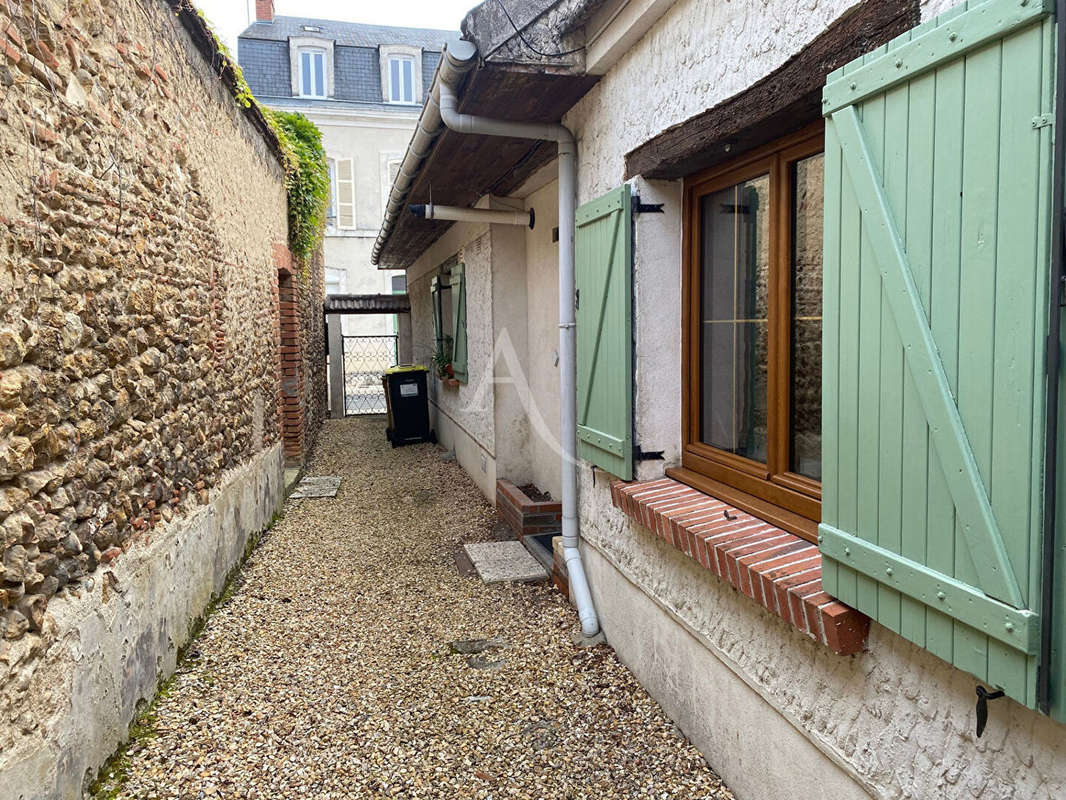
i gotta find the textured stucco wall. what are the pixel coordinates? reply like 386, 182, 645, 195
406, 217, 497, 501
522, 181, 563, 500
565, 0, 953, 203
580, 476, 1066, 799
489, 202, 532, 490
565, 0, 1065, 798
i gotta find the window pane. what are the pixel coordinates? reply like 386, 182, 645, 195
390, 59, 401, 100
403, 59, 413, 101
313, 53, 324, 96
789, 153, 824, 480
699, 174, 770, 462
301, 52, 311, 95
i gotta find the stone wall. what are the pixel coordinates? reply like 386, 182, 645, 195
0, 0, 322, 795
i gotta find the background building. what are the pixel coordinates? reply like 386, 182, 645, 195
238, 0, 458, 339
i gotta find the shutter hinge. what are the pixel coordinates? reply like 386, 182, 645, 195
633, 195, 664, 214
633, 444, 664, 462
1033, 113, 1054, 130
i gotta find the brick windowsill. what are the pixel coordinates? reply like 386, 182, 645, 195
610, 478, 869, 655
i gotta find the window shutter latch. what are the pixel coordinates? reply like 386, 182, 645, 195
633, 444, 664, 462
633, 196, 664, 214
975, 685, 1005, 738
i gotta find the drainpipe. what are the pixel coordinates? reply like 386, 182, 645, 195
409, 203, 535, 229
437, 41, 600, 638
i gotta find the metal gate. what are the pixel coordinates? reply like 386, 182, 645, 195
342, 335, 398, 415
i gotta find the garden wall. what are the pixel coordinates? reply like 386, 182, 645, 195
0, 0, 323, 796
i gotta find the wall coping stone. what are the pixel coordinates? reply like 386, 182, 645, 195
610, 477, 869, 655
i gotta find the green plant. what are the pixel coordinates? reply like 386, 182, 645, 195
191, 5, 328, 271
433, 337, 454, 379
269, 110, 330, 267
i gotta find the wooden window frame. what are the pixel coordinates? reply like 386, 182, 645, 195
674, 122, 824, 542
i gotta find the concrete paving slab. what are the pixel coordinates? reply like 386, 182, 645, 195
290, 476, 341, 499
463, 541, 549, 583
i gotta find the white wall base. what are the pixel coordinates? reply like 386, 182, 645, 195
0, 444, 285, 800
431, 399, 496, 503
581, 541, 872, 800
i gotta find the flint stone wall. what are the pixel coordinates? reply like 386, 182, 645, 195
0, 0, 317, 794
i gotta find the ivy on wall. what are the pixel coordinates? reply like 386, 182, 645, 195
269, 111, 329, 267
191, 5, 328, 270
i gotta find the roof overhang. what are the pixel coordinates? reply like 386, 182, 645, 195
374, 64, 597, 268
372, 0, 606, 269
324, 294, 411, 314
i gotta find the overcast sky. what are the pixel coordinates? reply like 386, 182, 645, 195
195, 0, 475, 54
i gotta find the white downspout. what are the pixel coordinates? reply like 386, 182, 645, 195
438, 42, 600, 638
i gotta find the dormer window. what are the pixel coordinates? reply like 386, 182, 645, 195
379, 45, 423, 105
288, 36, 334, 99
299, 47, 326, 97
388, 56, 415, 103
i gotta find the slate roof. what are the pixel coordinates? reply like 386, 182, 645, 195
238, 17, 459, 107
239, 16, 460, 50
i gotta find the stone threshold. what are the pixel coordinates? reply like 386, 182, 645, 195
610, 478, 869, 655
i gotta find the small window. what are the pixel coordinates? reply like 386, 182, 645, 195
387, 56, 416, 104
681, 125, 824, 540
324, 268, 344, 296
391, 275, 407, 294
299, 48, 326, 97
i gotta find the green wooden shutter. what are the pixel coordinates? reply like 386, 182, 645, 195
430, 276, 442, 349
451, 263, 468, 383
820, 0, 1055, 708
576, 185, 633, 480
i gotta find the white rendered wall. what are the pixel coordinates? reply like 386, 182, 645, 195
406, 217, 497, 502
523, 180, 564, 501
564, 0, 1066, 797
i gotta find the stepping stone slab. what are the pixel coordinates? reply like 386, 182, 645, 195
290, 476, 341, 499
463, 541, 549, 584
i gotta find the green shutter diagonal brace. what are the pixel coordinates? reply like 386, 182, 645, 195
829, 105, 1023, 609
451, 263, 468, 383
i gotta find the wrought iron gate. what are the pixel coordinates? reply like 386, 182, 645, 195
342, 335, 397, 415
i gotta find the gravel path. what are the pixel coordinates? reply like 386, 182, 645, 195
106, 417, 734, 799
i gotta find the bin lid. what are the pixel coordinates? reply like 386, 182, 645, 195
385, 364, 428, 375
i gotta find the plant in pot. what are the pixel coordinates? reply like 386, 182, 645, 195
433, 337, 454, 380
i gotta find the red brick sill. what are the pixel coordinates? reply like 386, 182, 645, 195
610, 477, 870, 655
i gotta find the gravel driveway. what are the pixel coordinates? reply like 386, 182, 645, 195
102, 417, 734, 799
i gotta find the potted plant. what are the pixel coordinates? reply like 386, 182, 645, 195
433, 337, 457, 385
